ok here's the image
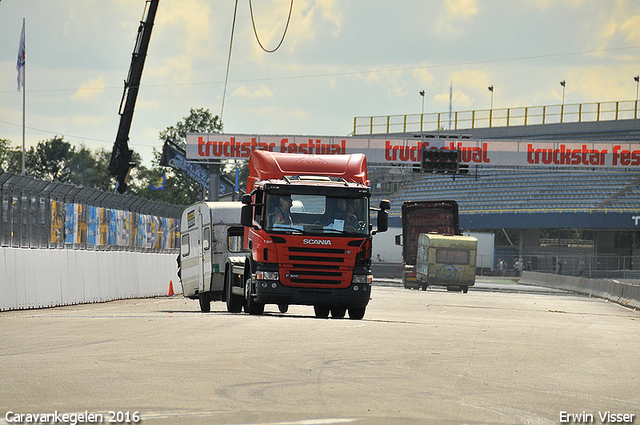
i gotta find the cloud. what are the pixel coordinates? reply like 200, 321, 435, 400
568, 66, 638, 102
449, 69, 491, 91
613, 10, 640, 44
150, 0, 213, 81
436, 0, 478, 37
72, 115, 106, 127
232, 84, 274, 99
71, 76, 105, 100
434, 88, 472, 110
412, 69, 435, 87
246, 0, 342, 55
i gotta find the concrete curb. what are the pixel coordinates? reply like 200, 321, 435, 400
520, 271, 640, 310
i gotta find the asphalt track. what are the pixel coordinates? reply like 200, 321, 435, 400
1, 278, 639, 425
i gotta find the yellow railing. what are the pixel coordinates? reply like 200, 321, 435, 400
353, 100, 640, 135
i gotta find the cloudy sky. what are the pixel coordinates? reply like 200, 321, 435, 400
1, 0, 640, 166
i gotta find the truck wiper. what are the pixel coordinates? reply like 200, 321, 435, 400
321, 228, 350, 235
270, 225, 304, 234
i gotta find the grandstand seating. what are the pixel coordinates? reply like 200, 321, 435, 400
371, 167, 640, 217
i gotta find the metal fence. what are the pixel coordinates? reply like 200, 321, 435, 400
493, 249, 640, 280
0, 172, 183, 252
354, 100, 640, 135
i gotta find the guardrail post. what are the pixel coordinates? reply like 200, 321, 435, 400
489, 109, 493, 128
420, 113, 424, 132
615, 101, 619, 120
437, 113, 441, 130
524, 107, 528, 125
403, 115, 407, 132
472, 110, 475, 129
560, 104, 564, 123
455, 111, 458, 130
386, 116, 390, 133
542, 106, 546, 124
579, 104, 582, 122
506, 108, 510, 126
370, 116, 374, 134
597, 103, 601, 121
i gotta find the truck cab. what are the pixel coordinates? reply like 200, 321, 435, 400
239, 151, 389, 319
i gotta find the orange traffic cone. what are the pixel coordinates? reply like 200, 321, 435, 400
168, 280, 175, 296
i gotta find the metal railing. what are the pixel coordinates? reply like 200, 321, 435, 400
0, 172, 183, 252
354, 100, 640, 135
493, 252, 640, 280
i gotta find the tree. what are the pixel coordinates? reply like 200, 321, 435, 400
159, 107, 222, 149
67, 145, 110, 189
135, 107, 232, 205
29, 136, 73, 182
0, 139, 22, 173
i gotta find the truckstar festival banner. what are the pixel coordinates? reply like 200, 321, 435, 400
186, 133, 640, 169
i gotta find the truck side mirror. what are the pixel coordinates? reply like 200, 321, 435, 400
241, 194, 252, 205
395, 234, 402, 246
241, 205, 252, 227
377, 209, 388, 233
379, 199, 391, 210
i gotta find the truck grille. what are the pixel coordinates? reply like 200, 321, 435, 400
279, 246, 351, 287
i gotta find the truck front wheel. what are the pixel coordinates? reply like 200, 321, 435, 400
314, 305, 330, 318
348, 307, 366, 320
244, 278, 264, 315
331, 307, 346, 318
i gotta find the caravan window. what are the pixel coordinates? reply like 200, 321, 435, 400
181, 234, 190, 257
227, 225, 246, 253
203, 227, 210, 251
436, 248, 470, 265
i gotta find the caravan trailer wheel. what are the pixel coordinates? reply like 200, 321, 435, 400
225, 270, 243, 313
199, 292, 211, 313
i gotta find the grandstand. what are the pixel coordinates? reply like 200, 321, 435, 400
374, 167, 640, 216
369, 165, 640, 277
361, 105, 640, 277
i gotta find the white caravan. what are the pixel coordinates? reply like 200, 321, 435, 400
179, 202, 247, 312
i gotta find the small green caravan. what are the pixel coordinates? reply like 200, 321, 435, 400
415, 233, 478, 293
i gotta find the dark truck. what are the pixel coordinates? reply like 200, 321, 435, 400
394, 200, 460, 289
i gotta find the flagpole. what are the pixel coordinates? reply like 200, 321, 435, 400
21, 18, 25, 175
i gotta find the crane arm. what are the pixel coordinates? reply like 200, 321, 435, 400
109, 0, 159, 193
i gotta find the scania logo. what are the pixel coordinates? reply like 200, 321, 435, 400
303, 238, 332, 245
296, 157, 328, 166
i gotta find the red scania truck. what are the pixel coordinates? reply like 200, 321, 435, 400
234, 150, 390, 319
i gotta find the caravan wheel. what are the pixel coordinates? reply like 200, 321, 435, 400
225, 270, 243, 313
199, 292, 211, 313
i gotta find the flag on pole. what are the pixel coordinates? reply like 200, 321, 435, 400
150, 173, 166, 191
17, 19, 25, 91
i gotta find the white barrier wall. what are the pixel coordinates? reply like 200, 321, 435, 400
519, 271, 640, 310
0, 247, 182, 311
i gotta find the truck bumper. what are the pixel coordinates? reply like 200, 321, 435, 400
254, 282, 371, 308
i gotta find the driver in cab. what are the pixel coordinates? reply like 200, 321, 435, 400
332, 198, 358, 231
270, 195, 293, 226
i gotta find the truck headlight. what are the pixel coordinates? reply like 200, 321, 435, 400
352, 274, 373, 284
256, 271, 279, 281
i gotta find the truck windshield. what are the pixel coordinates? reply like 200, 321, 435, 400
265, 193, 369, 235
